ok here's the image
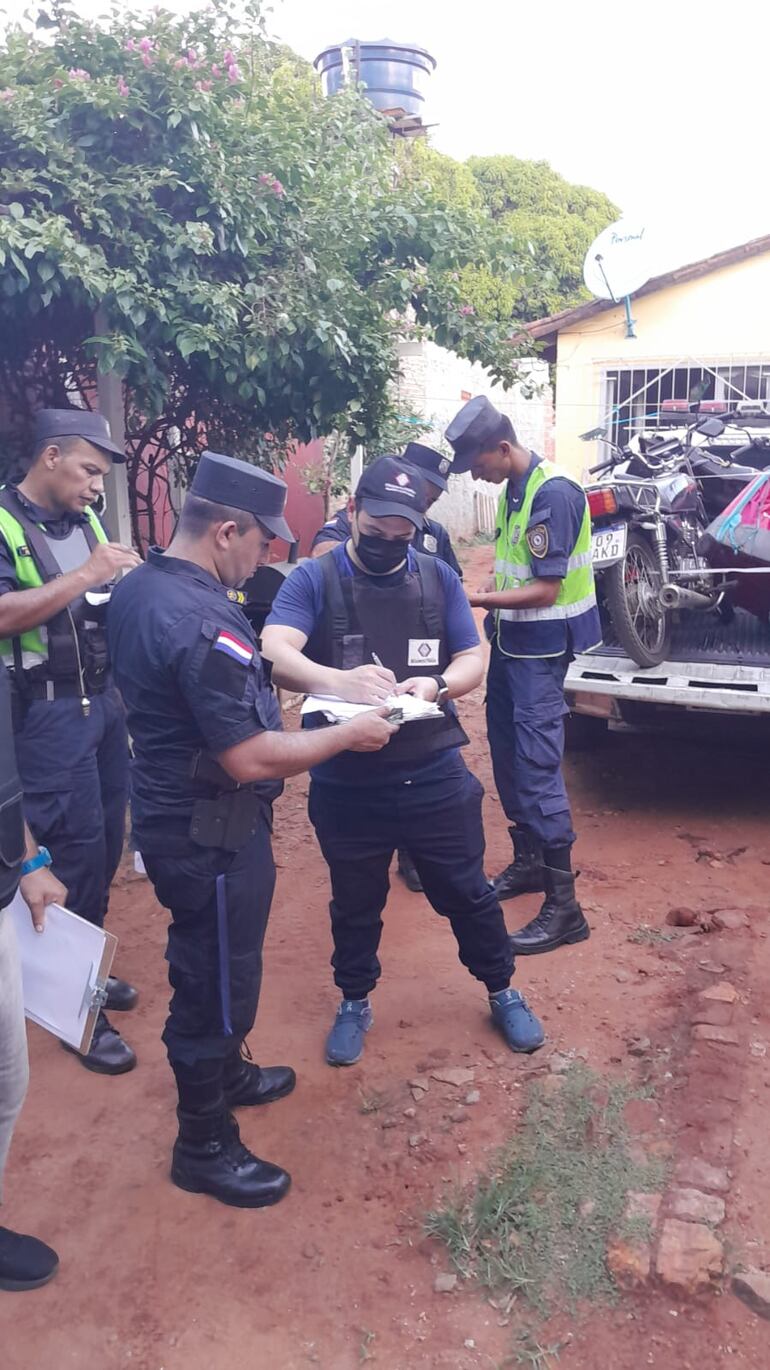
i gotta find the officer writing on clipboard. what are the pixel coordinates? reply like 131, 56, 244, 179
311, 442, 462, 895
108, 452, 397, 1209
262, 456, 545, 1068
445, 396, 600, 955
0, 659, 66, 1291
0, 409, 140, 1075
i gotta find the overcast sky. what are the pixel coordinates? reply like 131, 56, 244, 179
271, 0, 770, 275
4, 0, 769, 277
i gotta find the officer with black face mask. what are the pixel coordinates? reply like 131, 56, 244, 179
262, 456, 546, 1069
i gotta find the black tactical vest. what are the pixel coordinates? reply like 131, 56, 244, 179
0, 487, 110, 692
304, 549, 468, 779
0, 663, 25, 907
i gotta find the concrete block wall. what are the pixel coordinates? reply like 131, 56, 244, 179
394, 340, 554, 542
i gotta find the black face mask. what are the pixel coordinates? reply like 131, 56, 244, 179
353, 530, 410, 575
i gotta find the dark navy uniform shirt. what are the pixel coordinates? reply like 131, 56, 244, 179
108, 548, 281, 852
310, 507, 463, 579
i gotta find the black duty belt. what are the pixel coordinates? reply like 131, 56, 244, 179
12, 676, 108, 701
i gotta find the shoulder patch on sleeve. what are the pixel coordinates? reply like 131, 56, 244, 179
197, 626, 256, 699
526, 523, 549, 559
212, 629, 253, 664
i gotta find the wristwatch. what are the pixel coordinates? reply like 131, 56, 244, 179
21, 846, 52, 876
433, 675, 449, 704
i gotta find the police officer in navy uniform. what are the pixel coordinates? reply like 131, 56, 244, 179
108, 452, 397, 1208
312, 441, 461, 895
0, 408, 141, 1074
311, 442, 463, 578
262, 455, 545, 1068
446, 396, 602, 955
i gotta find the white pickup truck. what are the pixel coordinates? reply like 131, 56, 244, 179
566, 606, 770, 743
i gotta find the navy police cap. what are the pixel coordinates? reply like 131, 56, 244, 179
34, 407, 125, 462
402, 441, 453, 492
355, 455, 427, 529
191, 450, 295, 543
445, 395, 505, 474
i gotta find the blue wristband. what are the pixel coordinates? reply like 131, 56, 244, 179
21, 846, 52, 876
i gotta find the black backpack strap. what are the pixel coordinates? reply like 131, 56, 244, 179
317, 550, 351, 641
412, 551, 444, 639
0, 488, 70, 583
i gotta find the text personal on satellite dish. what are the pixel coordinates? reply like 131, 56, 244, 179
582, 219, 656, 303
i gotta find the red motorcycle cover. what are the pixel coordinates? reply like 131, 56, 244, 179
701, 471, 770, 619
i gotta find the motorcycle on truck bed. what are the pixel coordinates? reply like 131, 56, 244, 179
566, 413, 770, 740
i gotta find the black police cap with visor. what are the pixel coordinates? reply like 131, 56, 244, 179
444, 395, 506, 474
34, 407, 126, 462
401, 441, 454, 492
190, 450, 296, 543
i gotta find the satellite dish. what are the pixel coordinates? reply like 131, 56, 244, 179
583, 220, 654, 302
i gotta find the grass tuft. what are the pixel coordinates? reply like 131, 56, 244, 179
425, 1064, 663, 1315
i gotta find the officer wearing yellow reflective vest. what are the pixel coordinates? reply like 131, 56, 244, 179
0, 408, 141, 1073
446, 396, 602, 955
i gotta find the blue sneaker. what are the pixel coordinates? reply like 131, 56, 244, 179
489, 988, 545, 1054
325, 999, 373, 1067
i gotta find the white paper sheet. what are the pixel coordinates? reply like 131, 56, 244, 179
300, 692, 443, 724
8, 890, 116, 1050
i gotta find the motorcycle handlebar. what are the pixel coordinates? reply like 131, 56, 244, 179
588, 458, 617, 474
731, 440, 769, 461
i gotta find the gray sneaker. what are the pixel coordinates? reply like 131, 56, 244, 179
325, 999, 373, 1066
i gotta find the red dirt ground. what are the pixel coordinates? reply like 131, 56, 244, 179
4, 545, 770, 1369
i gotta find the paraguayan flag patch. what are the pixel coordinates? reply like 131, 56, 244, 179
213, 629, 254, 664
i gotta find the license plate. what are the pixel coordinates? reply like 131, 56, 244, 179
591, 524, 627, 566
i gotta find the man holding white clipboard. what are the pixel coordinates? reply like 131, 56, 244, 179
0, 660, 65, 1292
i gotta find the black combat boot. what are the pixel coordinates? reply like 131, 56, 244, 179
104, 976, 139, 1012
508, 866, 591, 955
61, 1011, 136, 1075
171, 1107, 291, 1209
397, 849, 423, 893
492, 827, 545, 900
224, 1050, 296, 1109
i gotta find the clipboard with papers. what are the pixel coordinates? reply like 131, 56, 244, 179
300, 692, 443, 725
8, 889, 117, 1054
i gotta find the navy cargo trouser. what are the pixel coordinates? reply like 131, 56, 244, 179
308, 753, 514, 1000
142, 817, 275, 1070
485, 641, 576, 849
15, 687, 130, 928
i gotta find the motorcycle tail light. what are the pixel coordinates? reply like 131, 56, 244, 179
587, 488, 618, 517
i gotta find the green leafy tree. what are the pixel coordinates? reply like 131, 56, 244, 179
465, 155, 618, 320
0, 3, 544, 543
401, 146, 617, 323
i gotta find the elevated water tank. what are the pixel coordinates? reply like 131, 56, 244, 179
314, 38, 436, 119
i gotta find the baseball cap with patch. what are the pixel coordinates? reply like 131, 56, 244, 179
34, 407, 126, 462
355, 455, 427, 529
402, 441, 453, 492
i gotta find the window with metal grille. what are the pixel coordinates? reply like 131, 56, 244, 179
602, 361, 770, 446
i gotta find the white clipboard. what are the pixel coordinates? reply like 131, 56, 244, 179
8, 890, 117, 1054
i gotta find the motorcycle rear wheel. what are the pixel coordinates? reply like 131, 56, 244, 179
604, 531, 671, 668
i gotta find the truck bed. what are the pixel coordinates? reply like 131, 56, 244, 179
568, 609, 770, 715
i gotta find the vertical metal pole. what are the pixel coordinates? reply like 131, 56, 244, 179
94, 311, 132, 546
623, 295, 637, 340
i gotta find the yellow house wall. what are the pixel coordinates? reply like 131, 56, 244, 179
553, 251, 770, 479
